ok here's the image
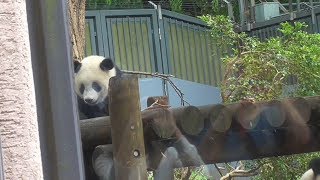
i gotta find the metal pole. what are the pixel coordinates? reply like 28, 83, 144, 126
310, 0, 318, 33
250, 0, 255, 23
222, 0, 235, 21
239, 0, 245, 28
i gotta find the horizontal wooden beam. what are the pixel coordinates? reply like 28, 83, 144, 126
80, 96, 320, 167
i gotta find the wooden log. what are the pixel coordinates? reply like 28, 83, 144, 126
282, 97, 311, 126
81, 96, 320, 166
171, 106, 204, 135
199, 104, 233, 132
263, 100, 285, 127
80, 116, 111, 150
109, 75, 147, 180
235, 101, 262, 129
80, 108, 173, 150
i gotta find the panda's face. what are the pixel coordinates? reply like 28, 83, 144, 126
74, 56, 117, 105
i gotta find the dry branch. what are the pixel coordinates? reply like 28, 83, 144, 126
220, 163, 263, 180
122, 70, 190, 106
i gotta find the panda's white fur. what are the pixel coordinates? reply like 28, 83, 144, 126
300, 158, 320, 180
74, 55, 121, 119
74, 55, 116, 105
300, 169, 319, 180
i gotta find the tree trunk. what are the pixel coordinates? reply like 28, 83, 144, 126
68, 0, 86, 61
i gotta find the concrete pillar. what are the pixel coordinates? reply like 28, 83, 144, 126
0, 1, 43, 179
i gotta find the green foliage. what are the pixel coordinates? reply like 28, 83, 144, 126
202, 15, 320, 102
169, 0, 183, 13
202, 14, 320, 179
256, 152, 320, 180
86, 0, 143, 9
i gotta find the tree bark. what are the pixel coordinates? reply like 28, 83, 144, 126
68, 0, 86, 60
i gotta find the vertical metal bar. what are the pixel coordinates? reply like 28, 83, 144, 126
88, 19, 97, 55
210, 39, 218, 86
179, 21, 188, 80
105, 17, 114, 58
167, 19, 176, 76
186, 23, 195, 82
239, 0, 245, 27
250, 0, 255, 23
270, 26, 275, 37
139, 18, 148, 73
289, 0, 293, 13
198, 27, 206, 84
101, 15, 111, 57
310, 0, 318, 33
121, 18, 129, 70
158, 12, 170, 75
151, 10, 164, 73
265, 27, 270, 39
95, 11, 105, 56
146, 17, 157, 73
128, 18, 135, 70
26, 0, 85, 179
192, 26, 201, 83
204, 31, 213, 85
133, 17, 141, 71
215, 40, 223, 83
181, 22, 192, 81
289, 0, 294, 20
163, 18, 174, 74
114, 18, 123, 69
223, 0, 235, 21
174, 19, 183, 78
297, 0, 301, 12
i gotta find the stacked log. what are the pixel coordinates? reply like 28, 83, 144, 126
80, 96, 320, 167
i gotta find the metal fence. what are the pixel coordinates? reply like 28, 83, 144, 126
85, 9, 225, 86
244, 6, 320, 41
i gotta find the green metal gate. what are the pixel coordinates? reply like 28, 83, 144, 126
85, 9, 224, 86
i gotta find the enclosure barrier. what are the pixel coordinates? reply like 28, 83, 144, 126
80, 75, 320, 177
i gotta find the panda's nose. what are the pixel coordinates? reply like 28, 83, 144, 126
84, 98, 95, 104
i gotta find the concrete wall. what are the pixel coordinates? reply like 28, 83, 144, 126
0, 1, 43, 179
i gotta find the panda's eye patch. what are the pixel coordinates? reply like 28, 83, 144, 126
80, 84, 85, 94
92, 82, 101, 92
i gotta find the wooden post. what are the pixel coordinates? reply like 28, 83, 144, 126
109, 75, 147, 180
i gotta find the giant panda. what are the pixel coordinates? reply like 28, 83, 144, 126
73, 55, 206, 180
73, 55, 122, 180
300, 157, 320, 180
73, 55, 122, 120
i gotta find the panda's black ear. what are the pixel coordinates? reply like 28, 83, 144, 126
100, 58, 114, 71
74, 60, 82, 73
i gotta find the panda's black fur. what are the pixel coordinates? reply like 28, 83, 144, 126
73, 55, 122, 120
